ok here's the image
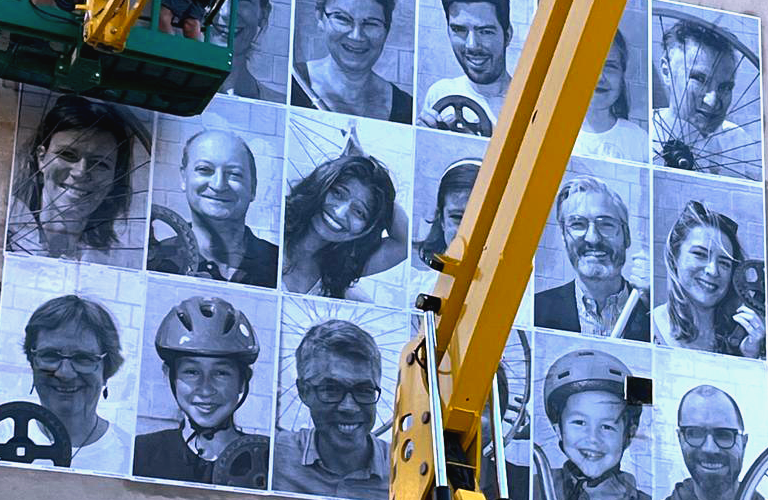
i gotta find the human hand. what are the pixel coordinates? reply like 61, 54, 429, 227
734, 305, 766, 358
627, 251, 650, 308
416, 107, 442, 128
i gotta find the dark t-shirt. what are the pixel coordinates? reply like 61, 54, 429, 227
133, 428, 270, 487
149, 225, 278, 288
291, 62, 413, 124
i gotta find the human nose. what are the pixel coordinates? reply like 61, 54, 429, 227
195, 374, 217, 396
209, 168, 227, 191
53, 359, 79, 380
348, 21, 365, 40
337, 391, 361, 411
704, 258, 720, 276
333, 200, 351, 219
68, 158, 90, 181
583, 221, 601, 243
465, 30, 478, 50
702, 89, 718, 109
701, 433, 719, 452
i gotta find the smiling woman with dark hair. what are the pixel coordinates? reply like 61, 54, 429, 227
7, 95, 137, 266
0, 295, 131, 473
291, 0, 413, 124
282, 154, 407, 300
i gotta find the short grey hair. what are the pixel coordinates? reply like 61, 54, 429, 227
555, 175, 631, 245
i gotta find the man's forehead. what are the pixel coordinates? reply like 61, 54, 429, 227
188, 131, 250, 162
562, 190, 620, 217
448, 1, 501, 27
303, 350, 378, 381
669, 39, 736, 71
680, 391, 741, 428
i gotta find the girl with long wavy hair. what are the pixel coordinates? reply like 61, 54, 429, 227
653, 200, 765, 357
282, 154, 407, 301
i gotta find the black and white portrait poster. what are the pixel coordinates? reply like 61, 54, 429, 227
0, 0, 763, 499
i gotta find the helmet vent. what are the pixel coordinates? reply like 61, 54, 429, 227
557, 370, 570, 379
609, 369, 623, 376
177, 310, 193, 331
223, 311, 236, 333
200, 302, 215, 318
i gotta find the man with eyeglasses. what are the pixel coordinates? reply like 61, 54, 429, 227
534, 175, 650, 341
667, 384, 758, 500
212, 0, 287, 102
417, 0, 513, 137
272, 319, 389, 498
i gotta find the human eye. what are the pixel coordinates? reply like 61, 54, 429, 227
330, 12, 353, 25
719, 81, 735, 93
36, 349, 62, 363
364, 19, 385, 30
718, 257, 733, 270
601, 423, 618, 432
55, 148, 80, 163
567, 217, 588, 231
478, 27, 497, 36
195, 164, 214, 174
214, 368, 236, 379
688, 70, 707, 84
449, 24, 468, 37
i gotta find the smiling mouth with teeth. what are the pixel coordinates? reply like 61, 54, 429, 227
337, 423, 362, 434
51, 386, 82, 394
579, 449, 606, 461
322, 212, 345, 232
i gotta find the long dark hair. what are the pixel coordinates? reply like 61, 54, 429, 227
285, 155, 396, 298
417, 159, 480, 266
610, 29, 630, 120
665, 201, 744, 349
13, 95, 132, 249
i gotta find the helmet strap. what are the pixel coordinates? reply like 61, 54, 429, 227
169, 361, 252, 446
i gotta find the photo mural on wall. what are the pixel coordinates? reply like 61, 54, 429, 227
0, 0, 764, 499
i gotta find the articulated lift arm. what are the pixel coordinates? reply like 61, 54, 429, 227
389, 0, 627, 499
75, 0, 149, 51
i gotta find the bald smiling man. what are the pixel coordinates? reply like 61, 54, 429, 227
149, 130, 278, 288
668, 385, 762, 500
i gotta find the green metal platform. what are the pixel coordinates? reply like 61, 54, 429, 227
0, 0, 233, 115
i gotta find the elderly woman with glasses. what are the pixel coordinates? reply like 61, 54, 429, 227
7, 295, 131, 473
291, 0, 413, 124
653, 201, 765, 357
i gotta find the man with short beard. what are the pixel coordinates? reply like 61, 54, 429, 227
534, 175, 650, 341
668, 385, 761, 500
417, 0, 512, 137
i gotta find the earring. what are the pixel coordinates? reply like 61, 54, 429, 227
102, 386, 109, 399
29, 383, 35, 395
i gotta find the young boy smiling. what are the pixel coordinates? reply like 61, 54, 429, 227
537, 349, 650, 500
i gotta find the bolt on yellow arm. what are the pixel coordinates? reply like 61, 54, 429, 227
75, 0, 149, 52
389, 0, 627, 499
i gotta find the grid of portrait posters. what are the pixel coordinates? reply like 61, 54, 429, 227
0, 0, 765, 499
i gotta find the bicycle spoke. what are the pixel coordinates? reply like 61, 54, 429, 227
290, 114, 345, 150
289, 121, 334, 168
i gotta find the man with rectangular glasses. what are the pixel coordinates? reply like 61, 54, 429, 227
667, 384, 758, 500
534, 175, 650, 340
272, 319, 389, 498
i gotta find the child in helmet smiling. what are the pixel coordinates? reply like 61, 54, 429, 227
536, 349, 650, 500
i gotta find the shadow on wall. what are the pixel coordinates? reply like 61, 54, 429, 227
0, 81, 19, 276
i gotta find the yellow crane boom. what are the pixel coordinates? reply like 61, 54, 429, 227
389, 0, 628, 498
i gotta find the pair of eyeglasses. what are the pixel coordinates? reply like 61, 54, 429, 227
323, 10, 387, 37
563, 215, 623, 238
31, 348, 106, 374
679, 426, 742, 449
304, 381, 382, 404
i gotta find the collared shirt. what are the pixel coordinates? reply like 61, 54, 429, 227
575, 279, 630, 337
272, 428, 390, 499
150, 225, 278, 288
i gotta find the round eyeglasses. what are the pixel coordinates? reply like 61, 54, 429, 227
305, 381, 382, 404
563, 215, 623, 238
323, 10, 387, 37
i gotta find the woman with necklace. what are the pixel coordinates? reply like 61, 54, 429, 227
5, 295, 131, 473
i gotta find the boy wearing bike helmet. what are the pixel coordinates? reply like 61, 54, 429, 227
537, 349, 650, 500
132, 297, 268, 487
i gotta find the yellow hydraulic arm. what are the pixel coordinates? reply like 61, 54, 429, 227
389, 0, 627, 499
75, 0, 149, 51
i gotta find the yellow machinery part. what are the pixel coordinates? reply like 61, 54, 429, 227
390, 0, 627, 498
76, 0, 149, 52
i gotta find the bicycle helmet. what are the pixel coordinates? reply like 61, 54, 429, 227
155, 296, 259, 364
544, 350, 639, 430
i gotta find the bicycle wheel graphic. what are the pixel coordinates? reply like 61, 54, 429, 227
736, 446, 768, 500
6, 87, 153, 269
651, 4, 762, 181
276, 295, 410, 440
